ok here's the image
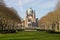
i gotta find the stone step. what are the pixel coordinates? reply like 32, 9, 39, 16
24, 30, 37, 31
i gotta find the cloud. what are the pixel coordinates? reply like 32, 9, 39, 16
18, 0, 34, 12
4, 0, 58, 19
18, 0, 23, 12
22, 0, 33, 4
30, 0, 57, 9
4, 0, 16, 7
40, 2, 56, 9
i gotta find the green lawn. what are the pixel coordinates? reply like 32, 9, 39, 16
0, 31, 60, 40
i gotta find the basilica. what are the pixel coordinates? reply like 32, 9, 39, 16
22, 8, 38, 28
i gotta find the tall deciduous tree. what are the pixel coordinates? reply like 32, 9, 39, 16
38, 1, 60, 31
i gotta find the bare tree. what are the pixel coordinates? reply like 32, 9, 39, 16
56, 0, 60, 9
0, 0, 5, 5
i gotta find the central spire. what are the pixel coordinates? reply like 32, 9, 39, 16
27, 8, 33, 15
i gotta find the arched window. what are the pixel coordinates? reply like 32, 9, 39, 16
28, 19, 31, 22
28, 24, 31, 27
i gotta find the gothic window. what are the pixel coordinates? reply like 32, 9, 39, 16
28, 24, 31, 27
28, 19, 31, 22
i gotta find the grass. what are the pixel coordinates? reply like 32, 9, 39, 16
0, 31, 60, 40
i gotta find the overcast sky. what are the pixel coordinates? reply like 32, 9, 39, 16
4, 0, 58, 19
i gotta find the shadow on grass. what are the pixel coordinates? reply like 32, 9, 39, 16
46, 30, 60, 34
0, 31, 17, 34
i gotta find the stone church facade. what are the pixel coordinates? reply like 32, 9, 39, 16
22, 8, 38, 27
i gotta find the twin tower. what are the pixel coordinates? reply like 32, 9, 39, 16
22, 8, 38, 27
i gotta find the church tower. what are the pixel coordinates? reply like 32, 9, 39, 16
23, 8, 37, 27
